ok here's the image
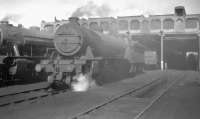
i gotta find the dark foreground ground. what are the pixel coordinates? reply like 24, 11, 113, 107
0, 70, 200, 119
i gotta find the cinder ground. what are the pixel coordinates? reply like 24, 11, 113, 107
137, 71, 200, 119
0, 70, 199, 119
77, 70, 184, 119
81, 71, 200, 119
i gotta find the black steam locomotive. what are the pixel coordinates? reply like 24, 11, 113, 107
35, 17, 131, 89
0, 21, 54, 86
0, 17, 133, 89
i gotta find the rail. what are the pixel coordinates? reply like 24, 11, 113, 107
0, 82, 68, 107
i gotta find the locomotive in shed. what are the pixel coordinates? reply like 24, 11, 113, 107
0, 17, 146, 89
0, 21, 54, 86
35, 17, 131, 90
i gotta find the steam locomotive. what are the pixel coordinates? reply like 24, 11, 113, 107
0, 21, 54, 86
0, 17, 133, 90
35, 17, 131, 90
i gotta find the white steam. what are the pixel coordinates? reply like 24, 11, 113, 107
71, 74, 90, 92
71, 1, 112, 18
71, 73, 97, 92
1, 13, 22, 25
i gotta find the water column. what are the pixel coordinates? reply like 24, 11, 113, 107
160, 30, 164, 70
198, 33, 200, 71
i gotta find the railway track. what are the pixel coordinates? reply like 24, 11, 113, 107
0, 70, 186, 119
0, 82, 67, 107
0, 73, 164, 109
0, 72, 142, 108
133, 74, 183, 119
69, 71, 184, 119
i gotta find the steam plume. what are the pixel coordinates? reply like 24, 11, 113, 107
71, 1, 112, 18
1, 13, 22, 22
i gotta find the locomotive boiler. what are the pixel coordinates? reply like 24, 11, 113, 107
36, 17, 130, 90
0, 21, 54, 86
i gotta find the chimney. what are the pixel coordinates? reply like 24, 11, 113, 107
69, 17, 80, 25
175, 6, 186, 16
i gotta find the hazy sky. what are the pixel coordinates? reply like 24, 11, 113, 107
0, 0, 199, 27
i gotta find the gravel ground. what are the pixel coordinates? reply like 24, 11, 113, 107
1, 70, 198, 119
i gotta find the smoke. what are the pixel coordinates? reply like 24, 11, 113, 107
1, 13, 22, 22
71, 73, 90, 92
71, 73, 97, 92
71, 1, 112, 18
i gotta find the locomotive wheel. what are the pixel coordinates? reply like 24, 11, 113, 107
50, 80, 69, 91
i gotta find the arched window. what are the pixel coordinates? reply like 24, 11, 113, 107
89, 22, 98, 29
130, 20, 140, 30
163, 18, 174, 29
100, 21, 109, 31
186, 18, 199, 29
44, 24, 54, 32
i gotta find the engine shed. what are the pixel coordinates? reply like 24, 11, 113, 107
41, 6, 200, 71
114, 6, 200, 71
116, 6, 200, 71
